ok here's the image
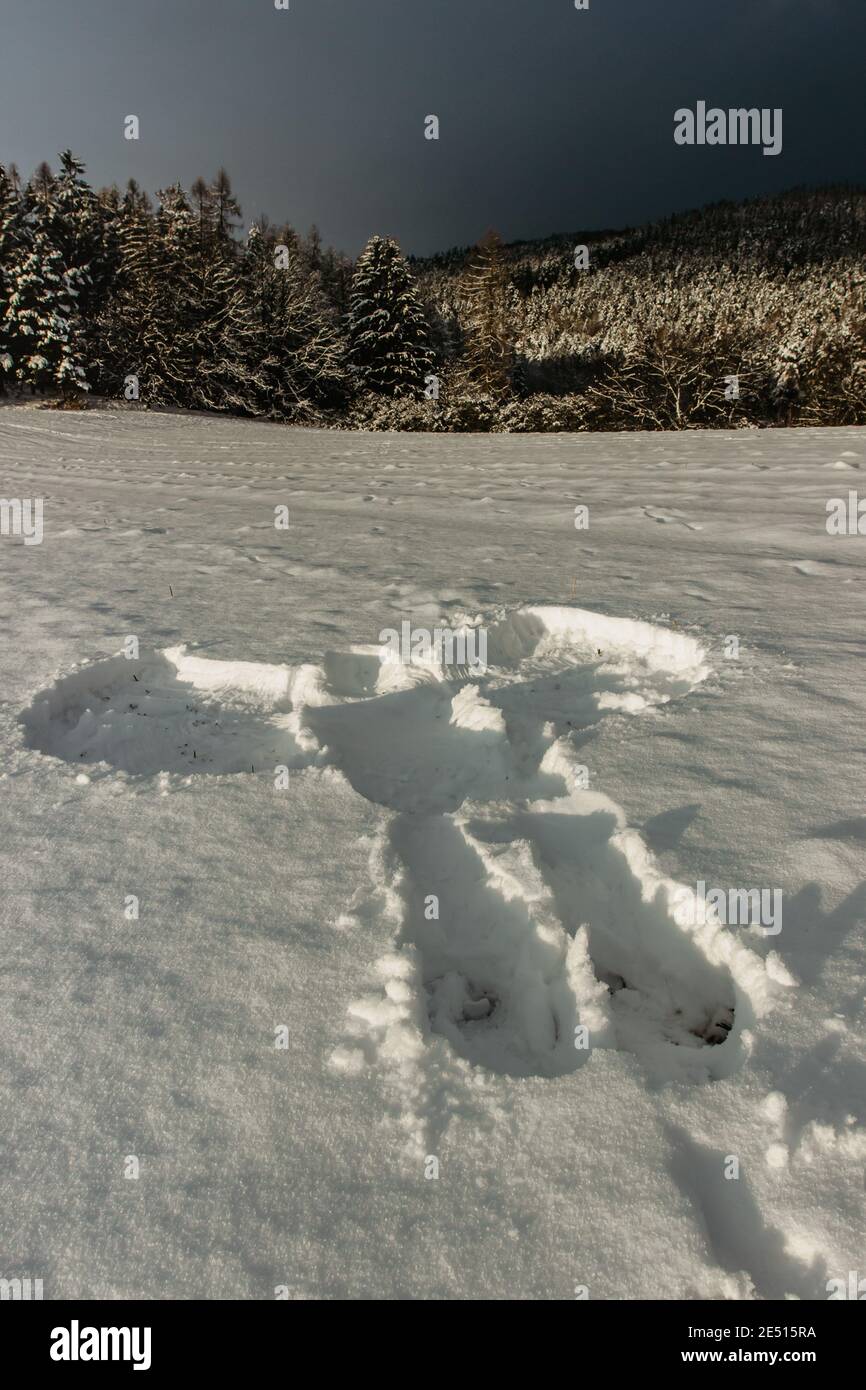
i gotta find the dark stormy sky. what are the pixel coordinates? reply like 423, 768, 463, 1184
1, 0, 863, 256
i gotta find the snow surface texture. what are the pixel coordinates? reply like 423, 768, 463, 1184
1, 408, 864, 1300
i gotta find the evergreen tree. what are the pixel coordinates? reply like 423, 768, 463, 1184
29, 161, 55, 217
195, 171, 265, 413
190, 177, 212, 253
318, 244, 353, 315
49, 151, 118, 321
347, 235, 432, 396
210, 168, 242, 243
0, 165, 23, 389
95, 179, 165, 400
245, 223, 349, 417
198, 234, 267, 416
462, 230, 514, 397
1, 216, 88, 395
100, 181, 199, 406
151, 183, 202, 403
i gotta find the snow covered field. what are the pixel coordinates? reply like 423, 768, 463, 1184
1, 407, 864, 1300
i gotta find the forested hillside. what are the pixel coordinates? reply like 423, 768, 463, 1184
1, 155, 863, 431
409, 188, 866, 431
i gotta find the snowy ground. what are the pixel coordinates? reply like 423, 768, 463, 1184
1, 406, 864, 1300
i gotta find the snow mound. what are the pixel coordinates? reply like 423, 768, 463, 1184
485, 604, 710, 697
19, 648, 321, 776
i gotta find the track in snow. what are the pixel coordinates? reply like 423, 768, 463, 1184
21, 606, 759, 1088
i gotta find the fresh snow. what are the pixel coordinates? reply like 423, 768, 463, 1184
1, 407, 864, 1300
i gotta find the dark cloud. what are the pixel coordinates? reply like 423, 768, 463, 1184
1, 0, 863, 255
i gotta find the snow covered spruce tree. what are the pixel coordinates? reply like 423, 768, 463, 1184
1, 174, 89, 398
0, 154, 118, 399
186, 170, 270, 415
347, 236, 433, 395
94, 179, 167, 401
0, 164, 23, 390
244, 223, 349, 419
142, 182, 200, 405
49, 152, 118, 324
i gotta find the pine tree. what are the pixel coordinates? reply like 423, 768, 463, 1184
463, 230, 514, 397
1, 216, 88, 395
29, 162, 55, 217
2, 160, 89, 395
245, 223, 349, 418
347, 236, 432, 396
95, 179, 165, 400
0, 165, 23, 390
195, 171, 265, 413
210, 168, 242, 243
190, 177, 212, 254
318, 244, 353, 315
152, 183, 202, 404
198, 233, 267, 416
99, 181, 199, 406
49, 152, 117, 319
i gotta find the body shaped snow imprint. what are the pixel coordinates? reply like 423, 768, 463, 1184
21, 606, 774, 1142
321, 609, 771, 1111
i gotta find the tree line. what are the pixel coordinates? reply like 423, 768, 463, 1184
1, 154, 863, 431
